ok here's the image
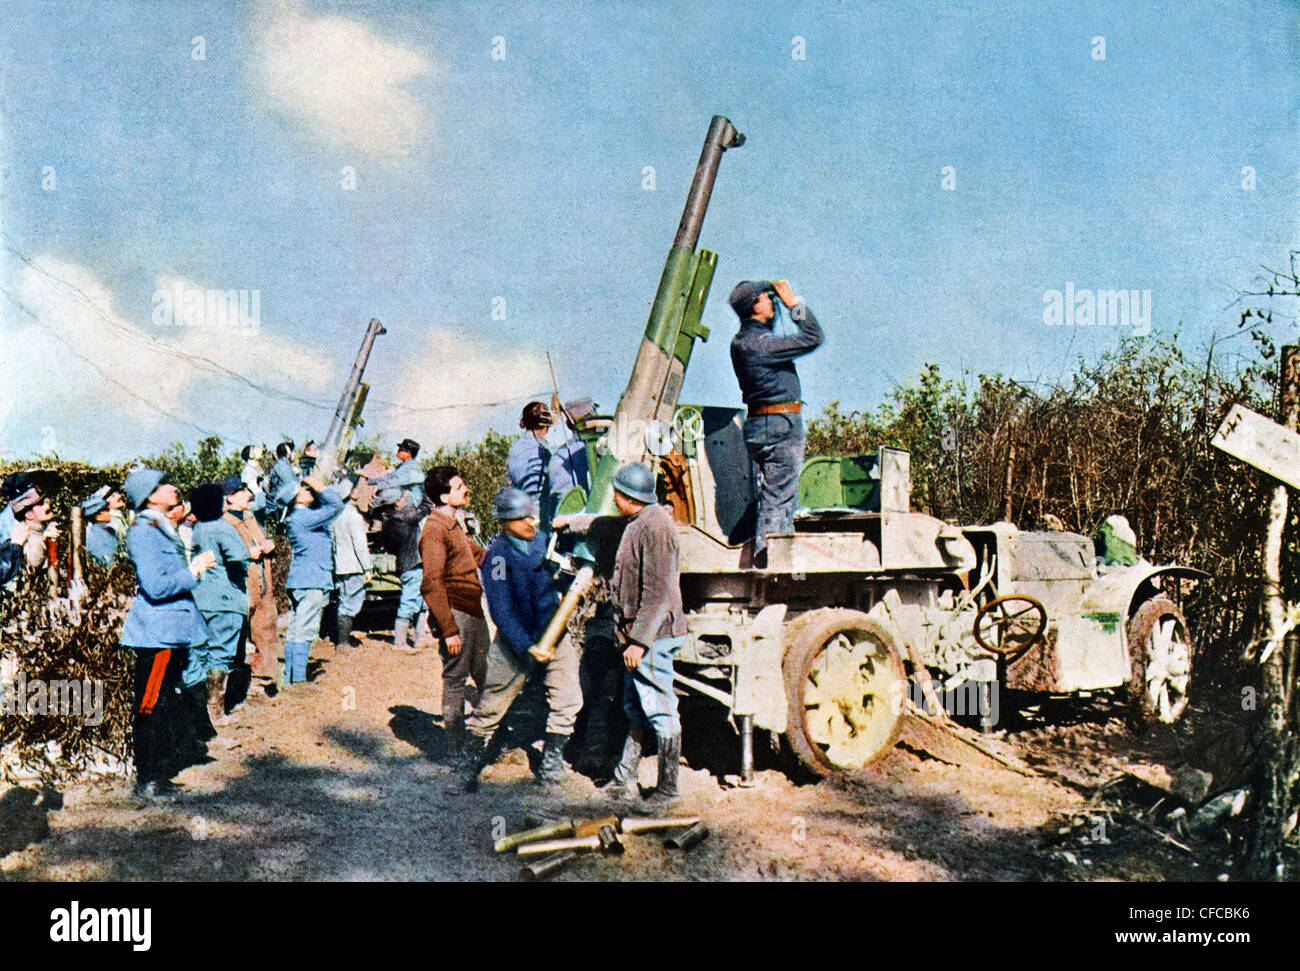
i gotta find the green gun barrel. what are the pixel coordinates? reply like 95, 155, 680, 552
584, 115, 743, 517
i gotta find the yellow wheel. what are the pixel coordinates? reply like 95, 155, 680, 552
782, 609, 906, 776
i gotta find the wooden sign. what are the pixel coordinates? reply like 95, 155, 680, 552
1212, 404, 1300, 490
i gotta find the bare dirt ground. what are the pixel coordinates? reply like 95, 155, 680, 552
1, 633, 1219, 882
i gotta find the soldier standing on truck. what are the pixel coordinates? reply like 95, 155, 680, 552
728, 279, 824, 568
370, 438, 425, 506
508, 402, 554, 519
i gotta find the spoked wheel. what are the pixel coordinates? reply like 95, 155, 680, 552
972, 594, 1048, 656
782, 609, 907, 776
1127, 596, 1192, 726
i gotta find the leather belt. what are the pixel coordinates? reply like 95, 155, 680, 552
748, 401, 801, 417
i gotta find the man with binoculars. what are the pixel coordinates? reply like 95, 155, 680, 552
728, 278, 824, 568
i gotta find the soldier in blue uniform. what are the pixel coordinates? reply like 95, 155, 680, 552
81, 486, 125, 567
728, 279, 824, 567
283, 475, 343, 684
256, 441, 301, 523
186, 483, 250, 726
508, 402, 554, 523
119, 469, 217, 802
370, 438, 425, 505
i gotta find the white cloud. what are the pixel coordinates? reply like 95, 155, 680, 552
151, 274, 334, 392
0, 256, 335, 456
375, 325, 552, 449
250, 0, 432, 161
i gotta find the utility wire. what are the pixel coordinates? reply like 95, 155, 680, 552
0, 285, 237, 441
2, 234, 337, 411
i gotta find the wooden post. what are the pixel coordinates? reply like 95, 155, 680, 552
1002, 433, 1016, 523
70, 506, 84, 587
1248, 344, 1299, 879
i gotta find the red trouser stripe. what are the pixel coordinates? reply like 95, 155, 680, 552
138, 649, 172, 715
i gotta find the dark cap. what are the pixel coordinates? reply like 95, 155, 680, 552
2, 472, 37, 503
220, 476, 249, 496
729, 280, 771, 319
397, 438, 421, 457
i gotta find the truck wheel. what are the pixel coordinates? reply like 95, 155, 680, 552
1127, 596, 1191, 726
782, 608, 906, 776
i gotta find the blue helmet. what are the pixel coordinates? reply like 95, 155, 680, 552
79, 485, 111, 517
123, 469, 166, 511
492, 486, 536, 522
612, 462, 656, 505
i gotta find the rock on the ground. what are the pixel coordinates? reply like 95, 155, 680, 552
0, 786, 52, 855
1171, 767, 1213, 805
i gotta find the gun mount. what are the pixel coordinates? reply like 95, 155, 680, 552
552, 118, 1203, 783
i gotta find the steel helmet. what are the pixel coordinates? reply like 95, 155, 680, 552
123, 469, 167, 511
492, 486, 536, 522
612, 462, 657, 505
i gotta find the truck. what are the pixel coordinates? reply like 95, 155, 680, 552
553, 116, 1206, 780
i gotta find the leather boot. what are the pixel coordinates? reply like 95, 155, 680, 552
393, 618, 410, 651
449, 733, 491, 794
599, 727, 644, 803
641, 733, 681, 815
206, 670, 227, 725
535, 732, 569, 788
336, 614, 355, 650
187, 682, 217, 741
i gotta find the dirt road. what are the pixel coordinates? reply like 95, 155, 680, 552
1, 633, 1206, 882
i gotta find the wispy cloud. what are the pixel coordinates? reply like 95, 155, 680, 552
250, 0, 432, 162
375, 325, 552, 449
0, 256, 335, 456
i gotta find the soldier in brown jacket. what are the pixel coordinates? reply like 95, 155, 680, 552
222, 477, 278, 685
419, 466, 489, 756
554, 462, 687, 813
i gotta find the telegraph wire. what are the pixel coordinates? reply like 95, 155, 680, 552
2, 234, 337, 412
0, 285, 238, 441
2, 236, 568, 428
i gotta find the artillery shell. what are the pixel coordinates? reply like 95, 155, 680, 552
573, 814, 620, 838
620, 816, 701, 835
494, 819, 574, 853
523, 809, 568, 829
518, 851, 577, 882
663, 821, 709, 851
517, 834, 603, 857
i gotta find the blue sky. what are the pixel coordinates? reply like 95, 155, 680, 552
0, 0, 1296, 461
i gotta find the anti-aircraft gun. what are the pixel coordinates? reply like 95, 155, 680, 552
551, 119, 1204, 782
316, 317, 387, 481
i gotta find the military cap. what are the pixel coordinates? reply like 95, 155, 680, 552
79, 485, 112, 517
